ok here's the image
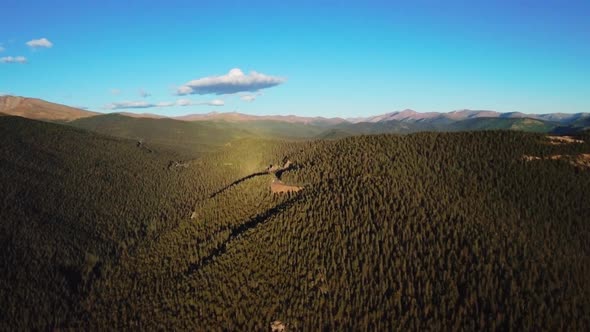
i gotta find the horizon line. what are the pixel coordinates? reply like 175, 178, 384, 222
1, 94, 589, 119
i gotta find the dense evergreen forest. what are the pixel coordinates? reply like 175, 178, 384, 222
1, 115, 589, 330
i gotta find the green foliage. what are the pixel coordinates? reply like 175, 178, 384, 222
1, 116, 589, 330
70, 114, 254, 157
220, 120, 328, 139
445, 117, 557, 132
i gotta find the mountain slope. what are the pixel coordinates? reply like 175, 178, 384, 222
351, 109, 590, 126
69, 113, 255, 156
332, 119, 428, 134
220, 120, 328, 138
0, 116, 283, 330
0, 95, 98, 121
2, 116, 590, 329
0, 116, 209, 329
86, 130, 590, 330
446, 117, 558, 132
552, 116, 590, 134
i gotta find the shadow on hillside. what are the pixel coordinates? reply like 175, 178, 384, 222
185, 193, 302, 276
209, 171, 270, 198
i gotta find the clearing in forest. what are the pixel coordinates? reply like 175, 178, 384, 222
546, 136, 584, 145
271, 179, 303, 194
522, 153, 590, 169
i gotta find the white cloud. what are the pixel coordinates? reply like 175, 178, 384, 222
110, 89, 121, 95
139, 88, 151, 98
0, 46, 4, 52
176, 98, 192, 107
155, 101, 175, 107
26, 38, 53, 48
177, 85, 193, 95
240, 94, 257, 102
106, 101, 152, 109
0, 56, 27, 64
177, 68, 285, 95
209, 99, 225, 106
105, 98, 224, 110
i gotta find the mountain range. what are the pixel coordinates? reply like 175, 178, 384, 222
1, 95, 589, 138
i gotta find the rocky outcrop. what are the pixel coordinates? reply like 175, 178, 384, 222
270, 320, 286, 332
546, 136, 584, 145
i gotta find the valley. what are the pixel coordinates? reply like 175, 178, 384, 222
0, 111, 589, 329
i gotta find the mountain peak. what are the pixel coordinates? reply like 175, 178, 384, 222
0, 95, 97, 121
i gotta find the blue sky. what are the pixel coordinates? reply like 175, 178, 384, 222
1, 0, 589, 117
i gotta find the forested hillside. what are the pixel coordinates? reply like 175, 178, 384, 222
1, 116, 589, 330
69, 114, 255, 156
0, 116, 266, 328
66, 111, 579, 152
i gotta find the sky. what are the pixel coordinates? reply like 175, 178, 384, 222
0, 0, 589, 117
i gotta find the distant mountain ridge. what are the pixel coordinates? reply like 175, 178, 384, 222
175, 111, 346, 126
2, 95, 588, 126
174, 109, 589, 126
2, 95, 589, 136
347, 109, 590, 125
176, 108, 589, 135
0, 95, 98, 121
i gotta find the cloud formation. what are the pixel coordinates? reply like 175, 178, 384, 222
241, 95, 256, 102
105, 99, 224, 110
139, 88, 151, 98
1, 56, 27, 64
177, 68, 285, 95
208, 99, 225, 106
0, 46, 4, 52
26, 38, 53, 48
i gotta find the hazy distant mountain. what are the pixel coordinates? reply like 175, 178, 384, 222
175, 111, 346, 126
333, 119, 426, 134
535, 113, 590, 123
347, 109, 503, 124
350, 109, 446, 123
445, 117, 558, 132
349, 109, 590, 126
0, 95, 98, 121
175, 108, 589, 135
4, 96, 589, 137
445, 109, 501, 120
118, 112, 168, 119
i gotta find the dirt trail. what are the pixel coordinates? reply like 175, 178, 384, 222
209, 159, 302, 199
